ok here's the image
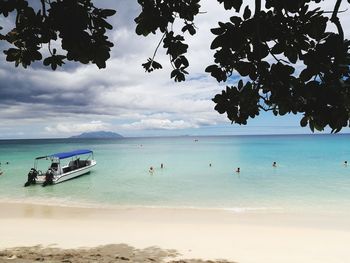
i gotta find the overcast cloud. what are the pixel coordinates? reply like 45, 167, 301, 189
0, 0, 349, 139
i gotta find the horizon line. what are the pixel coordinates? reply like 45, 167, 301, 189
0, 132, 349, 141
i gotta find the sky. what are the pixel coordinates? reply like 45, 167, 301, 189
0, 0, 349, 139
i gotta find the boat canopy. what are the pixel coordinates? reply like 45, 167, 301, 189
49, 149, 93, 160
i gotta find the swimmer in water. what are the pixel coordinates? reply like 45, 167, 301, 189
236, 167, 240, 173
344, 161, 348, 166
272, 161, 277, 167
149, 166, 154, 173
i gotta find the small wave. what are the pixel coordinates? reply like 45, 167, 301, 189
0, 196, 285, 213
0, 197, 111, 209
223, 207, 284, 213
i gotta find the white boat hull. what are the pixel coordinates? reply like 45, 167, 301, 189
35, 160, 96, 185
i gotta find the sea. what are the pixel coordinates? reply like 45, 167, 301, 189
0, 134, 350, 214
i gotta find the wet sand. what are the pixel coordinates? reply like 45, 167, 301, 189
1, 202, 350, 263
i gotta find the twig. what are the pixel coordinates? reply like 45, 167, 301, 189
41, 0, 47, 17
48, 40, 53, 55
151, 32, 166, 63
259, 94, 271, 104
322, 8, 347, 14
169, 54, 175, 70
331, 0, 344, 40
266, 42, 290, 64
258, 104, 274, 112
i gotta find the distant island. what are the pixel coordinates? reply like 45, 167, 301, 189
70, 131, 123, 139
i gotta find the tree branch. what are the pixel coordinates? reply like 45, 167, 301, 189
15, 11, 20, 26
41, 0, 47, 17
254, 0, 261, 62
322, 8, 347, 14
331, 0, 344, 40
255, 0, 261, 16
259, 94, 272, 105
258, 104, 274, 112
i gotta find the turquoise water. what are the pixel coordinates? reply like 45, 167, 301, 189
1, 134, 350, 213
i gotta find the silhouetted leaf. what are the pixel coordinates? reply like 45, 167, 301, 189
285, 48, 298, 63
100, 9, 116, 17
235, 62, 254, 76
182, 23, 196, 35
217, 0, 243, 12
243, 6, 251, 20
205, 64, 227, 82
171, 69, 186, 82
300, 116, 308, 127
300, 68, 314, 81
211, 26, 225, 35
271, 42, 284, 55
142, 58, 162, 72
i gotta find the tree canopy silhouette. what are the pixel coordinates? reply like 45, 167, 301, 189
1, 0, 350, 133
0, 0, 115, 69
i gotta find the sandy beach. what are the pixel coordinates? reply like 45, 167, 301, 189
1, 202, 350, 263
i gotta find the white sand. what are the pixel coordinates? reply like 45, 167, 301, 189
1, 202, 350, 263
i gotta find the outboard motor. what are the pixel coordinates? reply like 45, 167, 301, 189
24, 168, 38, 187
42, 168, 54, 187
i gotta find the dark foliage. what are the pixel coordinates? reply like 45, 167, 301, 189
136, 0, 350, 133
135, 0, 200, 82
0, 0, 115, 69
1, 0, 350, 132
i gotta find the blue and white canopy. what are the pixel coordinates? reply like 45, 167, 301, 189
49, 149, 93, 160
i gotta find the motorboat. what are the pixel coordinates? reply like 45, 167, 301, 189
24, 149, 96, 187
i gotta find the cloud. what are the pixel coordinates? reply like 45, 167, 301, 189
122, 119, 196, 130
0, 0, 349, 138
45, 121, 110, 134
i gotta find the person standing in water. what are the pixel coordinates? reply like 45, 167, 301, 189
236, 167, 240, 173
272, 161, 277, 167
161, 163, 164, 169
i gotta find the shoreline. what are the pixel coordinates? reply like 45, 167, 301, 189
0, 197, 288, 214
1, 196, 348, 216
1, 202, 350, 263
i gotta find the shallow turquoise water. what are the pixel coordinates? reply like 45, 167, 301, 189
0, 135, 350, 213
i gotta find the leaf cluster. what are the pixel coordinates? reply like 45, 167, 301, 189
137, 0, 350, 133
135, 0, 200, 81
0, 0, 116, 69
207, 0, 350, 133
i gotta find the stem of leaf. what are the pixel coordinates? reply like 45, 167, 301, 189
150, 32, 166, 67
